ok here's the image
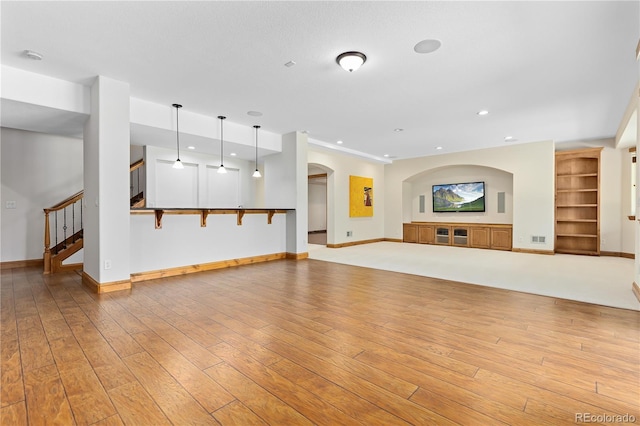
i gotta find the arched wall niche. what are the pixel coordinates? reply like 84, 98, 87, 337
404, 164, 514, 224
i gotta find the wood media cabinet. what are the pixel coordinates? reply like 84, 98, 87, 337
403, 222, 512, 251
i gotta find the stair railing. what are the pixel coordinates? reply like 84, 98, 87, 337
43, 191, 84, 274
130, 159, 145, 207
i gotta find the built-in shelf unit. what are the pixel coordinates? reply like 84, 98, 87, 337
555, 147, 602, 256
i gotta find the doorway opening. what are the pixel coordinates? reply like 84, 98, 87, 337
308, 169, 327, 246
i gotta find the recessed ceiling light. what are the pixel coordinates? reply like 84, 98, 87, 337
477, 110, 489, 116
247, 111, 263, 117
504, 136, 518, 142
230, 152, 237, 156
23, 50, 43, 60
394, 128, 404, 132
436, 146, 443, 150
414, 39, 442, 54
284, 60, 296, 68
187, 146, 195, 150
336, 140, 343, 145
383, 154, 390, 157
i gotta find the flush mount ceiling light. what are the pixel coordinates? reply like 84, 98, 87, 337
253, 125, 262, 178
247, 110, 263, 117
435, 146, 443, 150
23, 50, 43, 60
413, 39, 442, 54
217, 116, 227, 174
394, 128, 404, 132
336, 140, 343, 145
172, 104, 184, 169
477, 110, 489, 116
336, 51, 367, 72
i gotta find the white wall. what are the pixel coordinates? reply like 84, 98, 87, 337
408, 165, 513, 224
385, 141, 555, 251
1, 128, 83, 261
264, 145, 297, 209
130, 213, 286, 273
145, 145, 256, 208
621, 149, 635, 255
82, 76, 131, 284
308, 146, 385, 245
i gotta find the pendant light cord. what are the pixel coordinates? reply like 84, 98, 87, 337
254, 125, 260, 170
173, 104, 182, 160
218, 116, 226, 165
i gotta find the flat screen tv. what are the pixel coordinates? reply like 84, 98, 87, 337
432, 181, 485, 212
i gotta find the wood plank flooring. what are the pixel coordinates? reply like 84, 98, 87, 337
1, 259, 639, 425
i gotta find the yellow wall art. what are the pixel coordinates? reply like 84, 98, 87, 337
349, 175, 373, 217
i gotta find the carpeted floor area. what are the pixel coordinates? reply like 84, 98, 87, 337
308, 241, 640, 311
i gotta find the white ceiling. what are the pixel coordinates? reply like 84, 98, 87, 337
1, 1, 638, 160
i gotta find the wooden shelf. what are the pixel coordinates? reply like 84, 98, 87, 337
555, 249, 599, 256
555, 148, 602, 256
557, 173, 598, 178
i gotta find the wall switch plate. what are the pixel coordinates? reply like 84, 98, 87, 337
5, 201, 17, 209
346, 231, 352, 237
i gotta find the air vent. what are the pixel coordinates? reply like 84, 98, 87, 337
531, 236, 546, 244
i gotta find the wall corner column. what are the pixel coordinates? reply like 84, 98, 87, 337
634, 38, 640, 302
83, 76, 131, 292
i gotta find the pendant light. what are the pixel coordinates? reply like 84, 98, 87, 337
252, 125, 262, 178
172, 104, 184, 169
217, 115, 227, 174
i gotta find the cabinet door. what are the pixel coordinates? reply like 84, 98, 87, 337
434, 226, 451, 245
418, 225, 435, 244
452, 227, 469, 247
491, 228, 512, 250
403, 224, 418, 243
470, 227, 490, 248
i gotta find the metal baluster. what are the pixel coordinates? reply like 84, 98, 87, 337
80, 200, 83, 236
63, 207, 67, 248
72, 202, 76, 243
55, 211, 58, 252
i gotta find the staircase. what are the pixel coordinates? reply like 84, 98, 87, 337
43, 191, 84, 274
43, 160, 145, 274
130, 159, 145, 208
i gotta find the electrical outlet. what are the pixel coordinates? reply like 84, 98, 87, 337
346, 231, 352, 237
104, 259, 112, 270
5, 201, 17, 209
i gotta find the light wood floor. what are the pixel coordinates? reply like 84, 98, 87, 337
1, 260, 639, 425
